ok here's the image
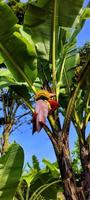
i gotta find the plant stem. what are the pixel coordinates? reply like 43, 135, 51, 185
57, 55, 66, 99
26, 187, 30, 200
52, 0, 57, 92
2, 121, 13, 154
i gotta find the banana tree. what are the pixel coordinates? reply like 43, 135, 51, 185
0, 0, 90, 199
0, 69, 31, 155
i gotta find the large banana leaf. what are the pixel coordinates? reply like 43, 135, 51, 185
24, 0, 84, 60
24, 1, 51, 60
0, 143, 24, 200
59, 0, 84, 27
0, 2, 37, 84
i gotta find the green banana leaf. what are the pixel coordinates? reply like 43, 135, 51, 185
0, 2, 37, 84
56, 5, 90, 98
24, 0, 84, 60
61, 53, 80, 88
24, 1, 51, 60
0, 68, 33, 110
0, 68, 16, 89
67, 7, 90, 46
0, 68, 28, 89
0, 143, 24, 200
42, 159, 60, 178
59, 0, 84, 27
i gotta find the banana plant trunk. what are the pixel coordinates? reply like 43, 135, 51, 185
48, 116, 86, 200
53, 134, 86, 200
2, 121, 13, 154
55, 136, 79, 200
80, 143, 90, 200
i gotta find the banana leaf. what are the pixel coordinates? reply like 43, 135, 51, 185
0, 68, 16, 89
24, 1, 51, 60
59, 0, 84, 27
0, 2, 37, 84
0, 143, 24, 200
24, 0, 84, 60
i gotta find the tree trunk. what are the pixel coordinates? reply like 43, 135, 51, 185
57, 143, 78, 199
47, 115, 86, 199
51, 131, 86, 200
2, 122, 13, 154
80, 143, 90, 200
49, 129, 79, 200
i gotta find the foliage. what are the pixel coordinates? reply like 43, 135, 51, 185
0, 1, 37, 87
0, 143, 24, 200
31, 155, 40, 171
71, 140, 82, 176
14, 148, 81, 200
14, 156, 62, 200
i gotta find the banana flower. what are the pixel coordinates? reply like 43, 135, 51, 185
32, 90, 59, 134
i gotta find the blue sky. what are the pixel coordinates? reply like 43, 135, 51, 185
77, 0, 90, 46
4, 0, 90, 166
